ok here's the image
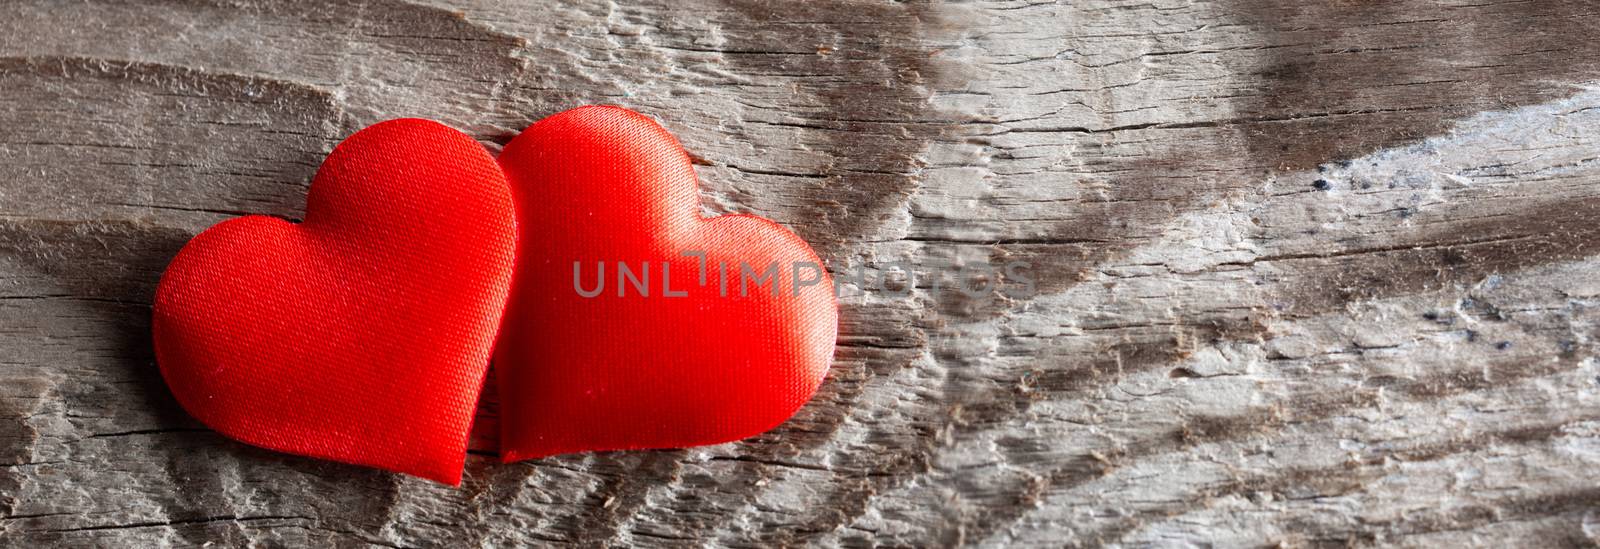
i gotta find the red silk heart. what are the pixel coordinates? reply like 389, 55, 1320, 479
152, 119, 516, 484
494, 106, 838, 461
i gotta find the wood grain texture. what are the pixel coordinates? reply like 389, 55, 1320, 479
4, 0, 1600, 546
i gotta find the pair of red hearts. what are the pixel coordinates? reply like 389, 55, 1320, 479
152, 106, 838, 484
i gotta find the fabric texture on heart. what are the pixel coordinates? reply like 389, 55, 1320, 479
495, 106, 839, 461
152, 119, 516, 484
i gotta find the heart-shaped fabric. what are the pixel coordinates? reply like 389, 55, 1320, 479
493, 106, 838, 460
152, 119, 516, 484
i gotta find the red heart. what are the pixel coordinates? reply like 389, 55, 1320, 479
152, 119, 517, 484
493, 106, 838, 460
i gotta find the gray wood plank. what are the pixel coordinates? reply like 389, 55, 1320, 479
3, 0, 1600, 546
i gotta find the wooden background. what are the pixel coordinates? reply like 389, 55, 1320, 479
4, 0, 1600, 546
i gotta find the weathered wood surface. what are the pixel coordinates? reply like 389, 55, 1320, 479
4, 1, 1600, 546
